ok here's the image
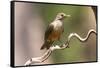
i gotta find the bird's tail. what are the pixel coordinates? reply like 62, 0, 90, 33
40, 41, 53, 50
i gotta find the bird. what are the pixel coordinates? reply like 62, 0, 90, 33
40, 13, 70, 50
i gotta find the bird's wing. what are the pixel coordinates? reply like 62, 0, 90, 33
44, 24, 54, 40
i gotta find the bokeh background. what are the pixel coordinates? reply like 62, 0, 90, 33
14, 1, 97, 66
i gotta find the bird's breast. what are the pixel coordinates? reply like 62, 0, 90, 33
48, 25, 63, 41
52, 20, 63, 31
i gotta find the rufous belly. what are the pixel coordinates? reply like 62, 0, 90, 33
48, 30, 61, 41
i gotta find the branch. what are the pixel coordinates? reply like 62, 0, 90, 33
24, 29, 96, 66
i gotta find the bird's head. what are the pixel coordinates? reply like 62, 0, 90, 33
55, 13, 71, 21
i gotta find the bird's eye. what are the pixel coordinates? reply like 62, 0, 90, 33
61, 14, 64, 17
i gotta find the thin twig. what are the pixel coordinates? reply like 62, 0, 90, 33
25, 29, 96, 66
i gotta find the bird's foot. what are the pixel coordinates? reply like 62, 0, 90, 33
58, 39, 63, 44
66, 45, 70, 48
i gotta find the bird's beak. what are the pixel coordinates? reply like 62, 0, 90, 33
65, 15, 71, 17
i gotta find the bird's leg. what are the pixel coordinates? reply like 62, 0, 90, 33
58, 38, 61, 42
58, 37, 63, 45
58, 36, 61, 42
59, 36, 70, 48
